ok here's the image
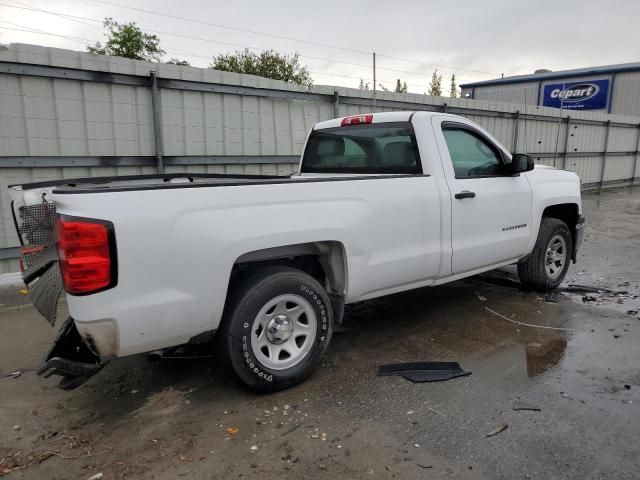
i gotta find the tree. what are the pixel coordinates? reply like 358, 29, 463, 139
428, 69, 443, 96
358, 78, 370, 91
450, 74, 458, 98
394, 79, 408, 93
88, 18, 165, 62
210, 49, 312, 87
167, 58, 191, 66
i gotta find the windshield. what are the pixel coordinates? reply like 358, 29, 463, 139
301, 121, 421, 174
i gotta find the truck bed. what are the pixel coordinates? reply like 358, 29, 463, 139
12, 173, 288, 193
13, 172, 422, 195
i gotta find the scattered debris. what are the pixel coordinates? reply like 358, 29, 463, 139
19, 289, 28, 295
12, 425, 21, 431
426, 407, 446, 417
87, 474, 103, 480
9, 371, 21, 379
626, 310, 638, 316
624, 384, 631, 390
544, 291, 561, 303
485, 307, 576, 331
250, 445, 259, 451
281, 423, 302, 437
582, 294, 598, 303
378, 362, 471, 382
226, 427, 239, 435
486, 423, 508, 437
513, 401, 541, 412
417, 464, 433, 469
563, 284, 623, 295
477, 294, 487, 302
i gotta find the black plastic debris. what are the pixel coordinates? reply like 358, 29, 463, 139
377, 362, 471, 382
513, 401, 541, 412
486, 423, 508, 437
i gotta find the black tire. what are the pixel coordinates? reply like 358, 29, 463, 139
220, 266, 333, 392
518, 217, 573, 291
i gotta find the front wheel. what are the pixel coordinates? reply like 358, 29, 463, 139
220, 266, 333, 392
518, 218, 573, 291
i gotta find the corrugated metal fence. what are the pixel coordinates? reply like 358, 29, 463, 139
2, 43, 640, 272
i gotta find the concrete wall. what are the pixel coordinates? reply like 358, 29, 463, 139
2, 44, 640, 273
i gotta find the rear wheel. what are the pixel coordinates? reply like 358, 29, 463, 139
220, 266, 333, 392
518, 218, 573, 291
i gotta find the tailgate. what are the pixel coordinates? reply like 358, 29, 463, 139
9, 185, 63, 325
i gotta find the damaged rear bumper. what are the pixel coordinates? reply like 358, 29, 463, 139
37, 317, 106, 390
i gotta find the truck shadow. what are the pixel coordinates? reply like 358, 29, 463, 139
60, 268, 571, 427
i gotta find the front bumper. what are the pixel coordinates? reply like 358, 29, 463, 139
36, 317, 106, 390
573, 215, 586, 262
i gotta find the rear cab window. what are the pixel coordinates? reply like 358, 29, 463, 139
301, 122, 422, 174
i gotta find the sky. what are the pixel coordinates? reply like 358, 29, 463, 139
1, 0, 639, 93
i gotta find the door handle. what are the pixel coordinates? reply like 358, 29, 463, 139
455, 190, 476, 199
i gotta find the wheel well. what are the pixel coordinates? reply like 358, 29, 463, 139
542, 203, 579, 260
228, 242, 347, 323
231, 241, 346, 293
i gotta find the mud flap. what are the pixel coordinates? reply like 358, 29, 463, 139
37, 317, 106, 390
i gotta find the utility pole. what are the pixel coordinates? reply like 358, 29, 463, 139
372, 52, 376, 110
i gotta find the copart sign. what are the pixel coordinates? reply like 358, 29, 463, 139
542, 79, 609, 110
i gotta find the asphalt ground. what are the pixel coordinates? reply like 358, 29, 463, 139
1, 186, 639, 479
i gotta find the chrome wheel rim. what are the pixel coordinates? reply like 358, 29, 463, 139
250, 294, 317, 371
545, 234, 567, 279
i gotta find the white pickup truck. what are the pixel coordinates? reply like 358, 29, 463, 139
9, 111, 584, 391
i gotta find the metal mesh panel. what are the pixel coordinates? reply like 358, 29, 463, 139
19, 202, 57, 245
16, 201, 62, 326
28, 263, 63, 323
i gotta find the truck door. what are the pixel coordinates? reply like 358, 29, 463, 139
432, 117, 532, 275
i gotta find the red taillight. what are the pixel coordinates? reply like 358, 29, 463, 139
56, 216, 115, 295
341, 114, 373, 126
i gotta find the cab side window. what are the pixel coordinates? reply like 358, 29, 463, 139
442, 127, 504, 178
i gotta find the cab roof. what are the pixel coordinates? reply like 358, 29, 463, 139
313, 111, 440, 130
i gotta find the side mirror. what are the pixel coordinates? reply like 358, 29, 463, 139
508, 153, 534, 174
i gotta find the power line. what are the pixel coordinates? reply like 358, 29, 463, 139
376, 53, 497, 76
87, 0, 498, 77
0, 21, 93, 44
5, 0, 97, 28
89, 0, 370, 55
0, 21, 383, 85
0, 1, 481, 84
0, 8, 471, 90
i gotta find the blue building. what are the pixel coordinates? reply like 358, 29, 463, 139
460, 63, 640, 116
